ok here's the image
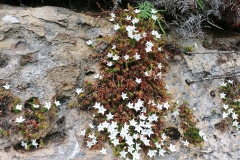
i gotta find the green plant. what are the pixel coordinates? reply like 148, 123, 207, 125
179, 104, 204, 145
77, 4, 177, 159
0, 129, 7, 136
196, 0, 204, 10
184, 127, 203, 144
219, 79, 240, 131
136, 1, 166, 34
184, 45, 195, 53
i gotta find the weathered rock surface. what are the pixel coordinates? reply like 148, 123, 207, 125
0, 4, 240, 160
0, 4, 113, 159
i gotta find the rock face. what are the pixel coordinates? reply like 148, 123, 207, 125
0, 4, 240, 160
0, 4, 113, 158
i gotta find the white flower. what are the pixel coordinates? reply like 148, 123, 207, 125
134, 9, 140, 13
111, 45, 116, 49
107, 52, 113, 58
157, 103, 163, 110
155, 142, 161, 149
232, 112, 238, 119
142, 32, 147, 37
145, 46, 152, 53
168, 144, 176, 152
129, 119, 137, 126
16, 116, 25, 123
126, 25, 136, 33
98, 123, 104, 131
227, 80, 233, 84
94, 74, 102, 79
99, 147, 107, 155
228, 108, 233, 114
93, 102, 101, 109
102, 121, 110, 128
139, 113, 147, 120
119, 150, 127, 158
127, 145, 135, 154
80, 129, 86, 136
159, 148, 166, 157
199, 130, 207, 141
109, 13, 116, 21
194, 42, 198, 49
121, 92, 128, 100
146, 41, 154, 48
32, 104, 39, 108
127, 102, 134, 109
87, 141, 94, 148
135, 78, 142, 84
172, 110, 179, 117
54, 100, 61, 106
151, 8, 158, 14
125, 135, 134, 146
126, 15, 131, 20
15, 104, 23, 110
107, 61, 113, 67
158, 47, 162, 51
76, 88, 84, 95
232, 120, 239, 127
43, 102, 51, 110
134, 33, 142, 41
158, 63, 162, 69
148, 149, 157, 158
151, 30, 158, 36
134, 99, 144, 111
21, 141, 27, 149
86, 40, 93, 45
32, 139, 38, 148
89, 123, 94, 128
135, 124, 143, 133
161, 133, 167, 141
124, 54, 129, 60
163, 102, 170, 110
133, 133, 139, 140
131, 17, 139, 24
155, 34, 161, 40
98, 105, 107, 115
141, 135, 150, 146
151, 15, 157, 21
220, 82, 227, 87
183, 140, 189, 146
132, 151, 140, 159
112, 55, 120, 61
3, 83, 10, 90
111, 138, 119, 146
88, 133, 96, 139
148, 114, 158, 122
110, 13, 115, 18
220, 92, 226, 99
109, 17, 115, 21
144, 71, 149, 77
134, 53, 141, 60
106, 112, 114, 120
222, 104, 228, 110
113, 24, 120, 30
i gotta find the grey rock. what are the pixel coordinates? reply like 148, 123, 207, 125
0, 4, 113, 158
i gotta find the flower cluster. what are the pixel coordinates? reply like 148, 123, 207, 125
1, 84, 58, 150
219, 79, 240, 131
78, 5, 178, 159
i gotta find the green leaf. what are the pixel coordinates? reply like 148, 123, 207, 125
136, 1, 154, 19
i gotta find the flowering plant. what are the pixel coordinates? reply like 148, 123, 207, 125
219, 79, 240, 131
77, 4, 179, 159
